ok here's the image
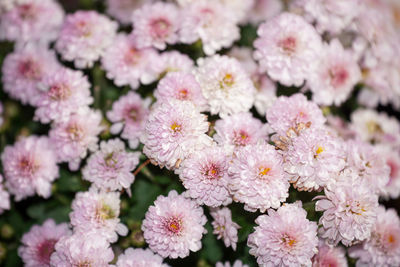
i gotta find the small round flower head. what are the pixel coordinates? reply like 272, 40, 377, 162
107, 91, 151, 149
50, 231, 114, 267
308, 39, 361, 106
0, 0, 64, 44
141, 99, 212, 170
350, 109, 400, 147
101, 34, 159, 89
346, 140, 390, 195
56, 10, 118, 69
148, 51, 194, 83
349, 206, 400, 267
253, 74, 277, 116
177, 145, 231, 207
213, 112, 268, 154
155, 72, 207, 111
1, 136, 59, 201
316, 168, 378, 246
210, 207, 240, 250
254, 12, 322, 87
380, 146, 400, 199
283, 127, 346, 191
49, 108, 104, 171
116, 248, 170, 267
266, 93, 326, 137
228, 142, 289, 212
131, 2, 180, 50
0, 174, 10, 214
106, 0, 148, 24
195, 55, 255, 117
34, 68, 93, 124
82, 139, 140, 193
18, 219, 71, 267
248, 201, 318, 267
216, 260, 249, 267
312, 240, 348, 267
1, 44, 60, 106
142, 190, 207, 259
247, 0, 283, 25
70, 188, 128, 243
179, 0, 240, 55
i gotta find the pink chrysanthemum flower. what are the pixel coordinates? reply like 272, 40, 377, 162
316, 168, 378, 246
1, 45, 60, 106
107, 91, 151, 149
141, 99, 212, 170
148, 51, 194, 83
346, 140, 390, 195
195, 55, 255, 117
70, 188, 128, 243
131, 2, 180, 50
247, 0, 283, 25
179, 0, 240, 55
34, 68, 93, 124
142, 190, 207, 259
1, 136, 59, 201
155, 72, 207, 111
253, 74, 277, 116
213, 112, 268, 154
82, 138, 140, 193
50, 231, 114, 267
56, 11, 118, 69
18, 219, 71, 267
254, 12, 322, 87
0, 174, 10, 214
312, 240, 348, 267
177, 145, 231, 207
217, 0, 254, 24
210, 207, 240, 250
228, 142, 289, 212
216, 260, 249, 267
101, 34, 159, 89
308, 39, 361, 106
266, 93, 326, 137
349, 206, 400, 267
379, 146, 400, 199
0, 0, 64, 44
248, 202, 319, 267
283, 127, 346, 191
116, 248, 170, 267
49, 108, 104, 171
106, 0, 148, 25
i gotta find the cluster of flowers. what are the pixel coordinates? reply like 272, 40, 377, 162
0, 0, 399, 266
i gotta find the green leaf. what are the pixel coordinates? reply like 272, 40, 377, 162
199, 223, 223, 263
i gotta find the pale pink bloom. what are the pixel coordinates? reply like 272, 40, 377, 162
0, 174, 10, 214
1, 44, 60, 106
349, 206, 400, 267
253, 74, 277, 116
141, 100, 212, 170
142, 190, 207, 259
18, 219, 71, 267
213, 112, 268, 154
308, 39, 361, 106
379, 146, 400, 199
116, 248, 170, 267
228, 142, 289, 212
195, 55, 255, 117
312, 240, 348, 267
34, 68, 93, 124
49, 108, 104, 171
0, 0, 64, 44
106, 0, 149, 25
50, 231, 114, 267
254, 12, 322, 87
210, 207, 240, 250
248, 202, 318, 267
266, 93, 326, 137
217, 0, 254, 24
179, 0, 240, 55
316, 168, 378, 246
216, 260, 249, 267
283, 127, 346, 191
326, 115, 356, 141
56, 11, 118, 69
0, 0, 17, 13
131, 2, 180, 50
82, 139, 140, 193
177, 145, 231, 207
101, 34, 159, 89
1, 136, 59, 201
107, 91, 151, 149
154, 72, 207, 111
247, 0, 283, 25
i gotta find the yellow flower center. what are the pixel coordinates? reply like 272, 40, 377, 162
366, 120, 383, 134
314, 146, 324, 158
259, 167, 271, 176
170, 122, 181, 133
220, 73, 234, 89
